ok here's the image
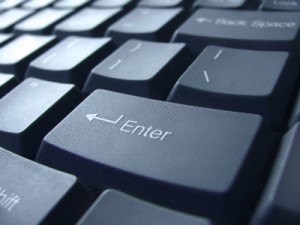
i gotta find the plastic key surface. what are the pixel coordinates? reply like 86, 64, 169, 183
83, 40, 192, 99
172, 9, 300, 54
0, 0, 27, 9
0, 34, 56, 78
55, 8, 122, 39
0, 8, 34, 32
0, 33, 12, 47
138, 0, 185, 8
54, 0, 91, 9
14, 8, 73, 35
37, 90, 275, 224
168, 46, 297, 128
0, 78, 81, 158
106, 7, 184, 45
26, 36, 114, 88
250, 122, 300, 225
92, 0, 135, 8
260, 0, 300, 11
0, 147, 94, 225
77, 190, 212, 225
22, 0, 58, 10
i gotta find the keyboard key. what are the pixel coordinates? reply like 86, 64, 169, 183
22, 0, 58, 10
26, 37, 115, 88
0, 147, 94, 225
0, 34, 56, 78
106, 7, 184, 45
54, 0, 90, 9
77, 190, 212, 225
192, 0, 252, 9
83, 40, 192, 99
36, 90, 275, 224
260, 0, 300, 11
250, 122, 300, 225
0, 33, 13, 47
14, 8, 73, 35
172, 9, 300, 54
0, 8, 34, 32
138, 0, 185, 8
168, 46, 298, 128
92, 0, 135, 8
0, 0, 27, 9
55, 8, 122, 39
0, 78, 81, 158
288, 89, 300, 127
0, 73, 18, 98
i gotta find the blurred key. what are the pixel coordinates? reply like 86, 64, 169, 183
26, 36, 115, 88
83, 40, 192, 99
0, 8, 34, 33
250, 122, 300, 225
14, 8, 73, 35
260, 0, 300, 11
22, 0, 58, 10
0, 73, 18, 98
55, 8, 122, 39
77, 190, 212, 225
168, 46, 298, 128
0, 33, 13, 47
0, 0, 27, 9
36, 90, 275, 224
138, 0, 185, 8
0, 147, 94, 225
172, 9, 300, 54
92, 0, 135, 8
0, 78, 81, 158
54, 0, 90, 9
0, 34, 56, 78
192, 0, 253, 9
106, 7, 185, 45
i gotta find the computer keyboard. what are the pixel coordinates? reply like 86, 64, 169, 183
0, 0, 299, 224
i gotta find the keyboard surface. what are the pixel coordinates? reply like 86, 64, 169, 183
0, 0, 300, 224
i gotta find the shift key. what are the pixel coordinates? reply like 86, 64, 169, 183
37, 90, 275, 224
172, 9, 300, 53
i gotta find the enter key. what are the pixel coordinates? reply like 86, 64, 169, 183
36, 90, 275, 224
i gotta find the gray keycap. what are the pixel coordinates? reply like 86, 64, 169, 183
0, 147, 94, 225
0, 78, 81, 158
250, 122, 300, 225
260, 0, 300, 11
83, 40, 192, 99
26, 36, 114, 88
172, 9, 300, 54
0, 73, 18, 98
168, 46, 298, 129
36, 90, 275, 224
77, 190, 212, 225
0, 8, 34, 32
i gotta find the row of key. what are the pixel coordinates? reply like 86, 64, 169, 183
0, 0, 300, 225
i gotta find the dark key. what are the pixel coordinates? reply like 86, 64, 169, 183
0, 73, 18, 98
92, 0, 135, 8
77, 190, 212, 225
106, 7, 184, 45
167, 46, 298, 129
250, 122, 300, 225
55, 8, 122, 39
22, 0, 58, 10
0, 147, 94, 225
192, 0, 252, 9
0, 8, 34, 32
0, 78, 81, 158
14, 8, 73, 35
172, 9, 300, 54
83, 40, 192, 99
260, 0, 300, 11
36, 90, 275, 224
0, 0, 27, 9
138, 0, 185, 8
0, 33, 12, 47
288, 89, 300, 127
54, 0, 90, 9
26, 37, 115, 88
0, 34, 56, 78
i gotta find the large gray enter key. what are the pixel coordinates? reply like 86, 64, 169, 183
36, 90, 275, 224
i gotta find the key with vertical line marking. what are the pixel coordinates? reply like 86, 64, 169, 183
168, 46, 298, 129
